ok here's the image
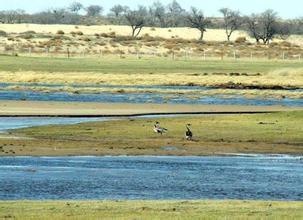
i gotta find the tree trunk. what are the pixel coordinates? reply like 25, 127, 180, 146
134, 27, 143, 38
131, 26, 136, 38
199, 30, 204, 41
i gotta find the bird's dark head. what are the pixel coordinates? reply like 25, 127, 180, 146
187, 124, 191, 126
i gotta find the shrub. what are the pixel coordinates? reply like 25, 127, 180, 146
21, 31, 36, 34
57, 30, 65, 35
20, 34, 33, 39
235, 37, 246, 43
0, 30, 7, 37
76, 31, 84, 35
279, 41, 292, 47
82, 37, 91, 42
150, 27, 156, 31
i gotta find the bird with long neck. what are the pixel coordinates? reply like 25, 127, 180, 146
185, 124, 193, 141
153, 122, 168, 135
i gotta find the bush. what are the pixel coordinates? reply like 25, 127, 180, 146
21, 31, 36, 35
76, 31, 83, 35
235, 37, 246, 43
279, 41, 292, 47
100, 32, 116, 38
20, 34, 33, 39
0, 30, 7, 37
56, 30, 65, 35
82, 37, 91, 42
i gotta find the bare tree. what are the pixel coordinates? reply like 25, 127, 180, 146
187, 7, 211, 41
149, 1, 167, 27
246, 10, 279, 44
276, 22, 291, 40
68, 2, 83, 14
0, 10, 25, 23
219, 8, 242, 41
86, 5, 103, 17
110, 5, 128, 18
167, 0, 185, 27
125, 6, 146, 38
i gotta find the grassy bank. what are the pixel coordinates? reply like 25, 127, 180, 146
1, 55, 303, 74
2, 111, 302, 156
0, 200, 302, 220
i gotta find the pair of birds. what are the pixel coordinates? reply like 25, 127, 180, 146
153, 122, 193, 141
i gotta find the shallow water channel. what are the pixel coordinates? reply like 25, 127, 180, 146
0, 117, 302, 201
0, 156, 302, 200
0, 82, 302, 106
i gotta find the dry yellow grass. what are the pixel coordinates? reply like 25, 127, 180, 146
0, 23, 302, 45
0, 68, 302, 87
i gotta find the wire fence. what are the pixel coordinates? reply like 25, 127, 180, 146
2, 47, 303, 61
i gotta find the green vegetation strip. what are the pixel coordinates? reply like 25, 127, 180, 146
0, 200, 302, 220
1, 55, 303, 74
4, 111, 302, 156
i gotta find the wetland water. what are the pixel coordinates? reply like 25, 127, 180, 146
0, 117, 302, 201
0, 82, 302, 106
0, 156, 302, 200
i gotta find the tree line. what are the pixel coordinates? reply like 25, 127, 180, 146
0, 0, 302, 43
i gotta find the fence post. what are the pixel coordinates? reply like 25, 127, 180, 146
28, 48, 32, 56
203, 51, 206, 60
282, 52, 285, 60
67, 48, 70, 59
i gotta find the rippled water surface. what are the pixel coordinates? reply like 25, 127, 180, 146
0, 90, 302, 106
0, 156, 302, 200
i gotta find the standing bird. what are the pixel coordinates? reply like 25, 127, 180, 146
185, 124, 193, 141
153, 122, 168, 135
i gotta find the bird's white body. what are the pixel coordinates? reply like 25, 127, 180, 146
153, 122, 168, 135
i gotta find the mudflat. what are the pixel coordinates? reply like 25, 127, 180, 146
0, 100, 302, 117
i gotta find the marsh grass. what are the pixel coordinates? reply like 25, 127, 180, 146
6, 111, 302, 156
0, 200, 302, 220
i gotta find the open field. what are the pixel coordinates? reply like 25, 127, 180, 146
1, 55, 302, 74
0, 200, 302, 220
0, 23, 302, 44
1, 110, 302, 156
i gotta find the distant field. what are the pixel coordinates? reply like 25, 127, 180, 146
0, 24, 254, 41
0, 24, 303, 45
0, 200, 302, 220
0, 24, 302, 60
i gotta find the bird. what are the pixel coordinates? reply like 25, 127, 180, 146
185, 124, 193, 141
153, 122, 168, 135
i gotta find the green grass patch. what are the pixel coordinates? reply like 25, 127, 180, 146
0, 56, 303, 74
0, 200, 302, 220
8, 111, 302, 156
